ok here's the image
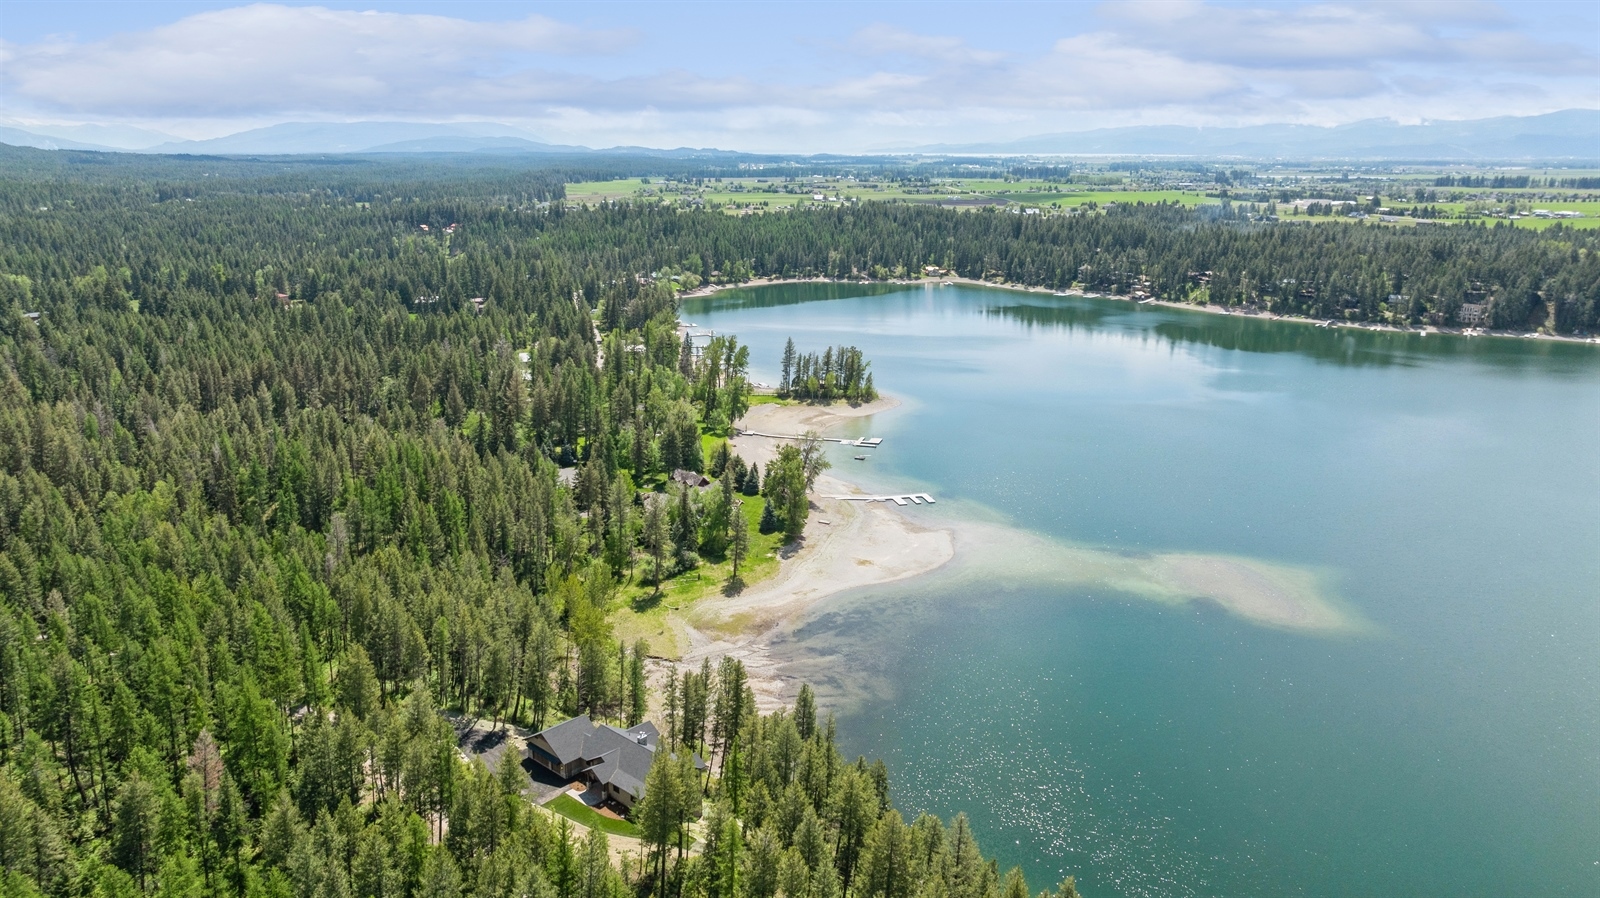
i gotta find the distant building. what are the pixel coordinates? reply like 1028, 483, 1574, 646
1459, 302, 1488, 326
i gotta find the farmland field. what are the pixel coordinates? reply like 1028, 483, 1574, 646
563, 177, 1221, 213
561, 175, 1596, 229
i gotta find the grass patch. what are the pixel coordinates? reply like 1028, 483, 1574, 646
700, 431, 727, 464
610, 495, 789, 658
547, 794, 644, 838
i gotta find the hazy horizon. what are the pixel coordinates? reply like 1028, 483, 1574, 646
3, 0, 1597, 154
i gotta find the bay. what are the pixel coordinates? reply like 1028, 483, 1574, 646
681, 283, 1600, 897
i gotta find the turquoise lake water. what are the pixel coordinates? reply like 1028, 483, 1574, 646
681, 283, 1600, 898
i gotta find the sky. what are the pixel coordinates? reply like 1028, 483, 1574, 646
1, 0, 1596, 151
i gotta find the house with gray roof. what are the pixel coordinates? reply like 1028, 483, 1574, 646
526, 715, 698, 811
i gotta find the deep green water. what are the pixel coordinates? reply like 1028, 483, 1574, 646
681, 284, 1600, 898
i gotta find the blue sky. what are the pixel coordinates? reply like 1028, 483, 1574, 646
2, 0, 1596, 151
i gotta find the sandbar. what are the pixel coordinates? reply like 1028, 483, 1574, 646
656, 396, 1370, 712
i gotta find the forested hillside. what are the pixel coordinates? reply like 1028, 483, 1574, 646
0, 152, 1093, 898
1, 147, 1591, 897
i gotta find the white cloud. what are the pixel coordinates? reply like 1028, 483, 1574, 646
1, 4, 633, 116
846, 24, 1009, 67
0, 1, 1594, 151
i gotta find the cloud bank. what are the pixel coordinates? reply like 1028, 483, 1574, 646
1, 1, 1595, 151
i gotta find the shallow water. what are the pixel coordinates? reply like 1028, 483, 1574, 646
682, 284, 1600, 897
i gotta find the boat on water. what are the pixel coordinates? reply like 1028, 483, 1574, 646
854, 455, 869, 461
1053, 292, 1069, 296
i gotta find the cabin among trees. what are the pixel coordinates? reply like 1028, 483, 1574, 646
526, 715, 703, 811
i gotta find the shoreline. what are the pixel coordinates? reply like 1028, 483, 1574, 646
654, 397, 957, 712
679, 276, 1600, 346
647, 392, 1372, 715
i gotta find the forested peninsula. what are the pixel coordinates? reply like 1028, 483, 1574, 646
1, 148, 1595, 898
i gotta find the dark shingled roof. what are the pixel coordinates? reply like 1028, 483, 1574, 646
529, 716, 668, 802
533, 713, 595, 765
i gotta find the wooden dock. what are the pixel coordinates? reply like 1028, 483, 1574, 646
825, 493, 935, 506
735, 429, 883, 448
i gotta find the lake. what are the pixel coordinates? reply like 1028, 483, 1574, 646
681, 283, 1600, 898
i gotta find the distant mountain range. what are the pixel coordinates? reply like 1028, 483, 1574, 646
907, 110, 1600, 159
1, 111, 1596, 159
0, 122, 179, 151
149, 121, 589, 155
0, 121, 587, 155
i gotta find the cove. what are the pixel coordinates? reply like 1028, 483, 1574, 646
681, 283, 1600, 898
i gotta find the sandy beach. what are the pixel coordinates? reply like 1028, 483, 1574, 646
648, 390, 1372, 712
663, 397, 955, 711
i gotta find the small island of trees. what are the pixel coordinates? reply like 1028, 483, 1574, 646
779, 339, 878, 403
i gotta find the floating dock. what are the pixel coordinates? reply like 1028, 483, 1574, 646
826, 493, 935, 506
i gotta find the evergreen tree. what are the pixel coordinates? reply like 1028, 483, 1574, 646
729, 504, 751, 585
780, 339, 797, 395
642, 497, 673, 592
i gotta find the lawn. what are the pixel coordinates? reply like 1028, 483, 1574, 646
547, 794, 644, 839
610, 489, 787, 659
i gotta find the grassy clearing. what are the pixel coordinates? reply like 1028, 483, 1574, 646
547, 794, 644, 838
993, 189, 1214, 209
561, 179, 647, 204
1504, 216, 1600, 230
1277, 203, 1600, 231
610, 488, 788, 660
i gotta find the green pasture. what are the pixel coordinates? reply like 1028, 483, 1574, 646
562, 179, 656, 204
564, 176, 1226, 214
994, 189, 1214, 208
563, 175, 1597, 227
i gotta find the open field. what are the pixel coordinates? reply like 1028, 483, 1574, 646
563, 177, 1221, 213
562, 172, 1597, 229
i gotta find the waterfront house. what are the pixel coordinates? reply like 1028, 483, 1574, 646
526, 715, 702, 810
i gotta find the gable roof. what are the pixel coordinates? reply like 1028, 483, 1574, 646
603, 721, 659, 751
587, 738, 656, 798
532, 713, 594, 765
530, 715, 667, 800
